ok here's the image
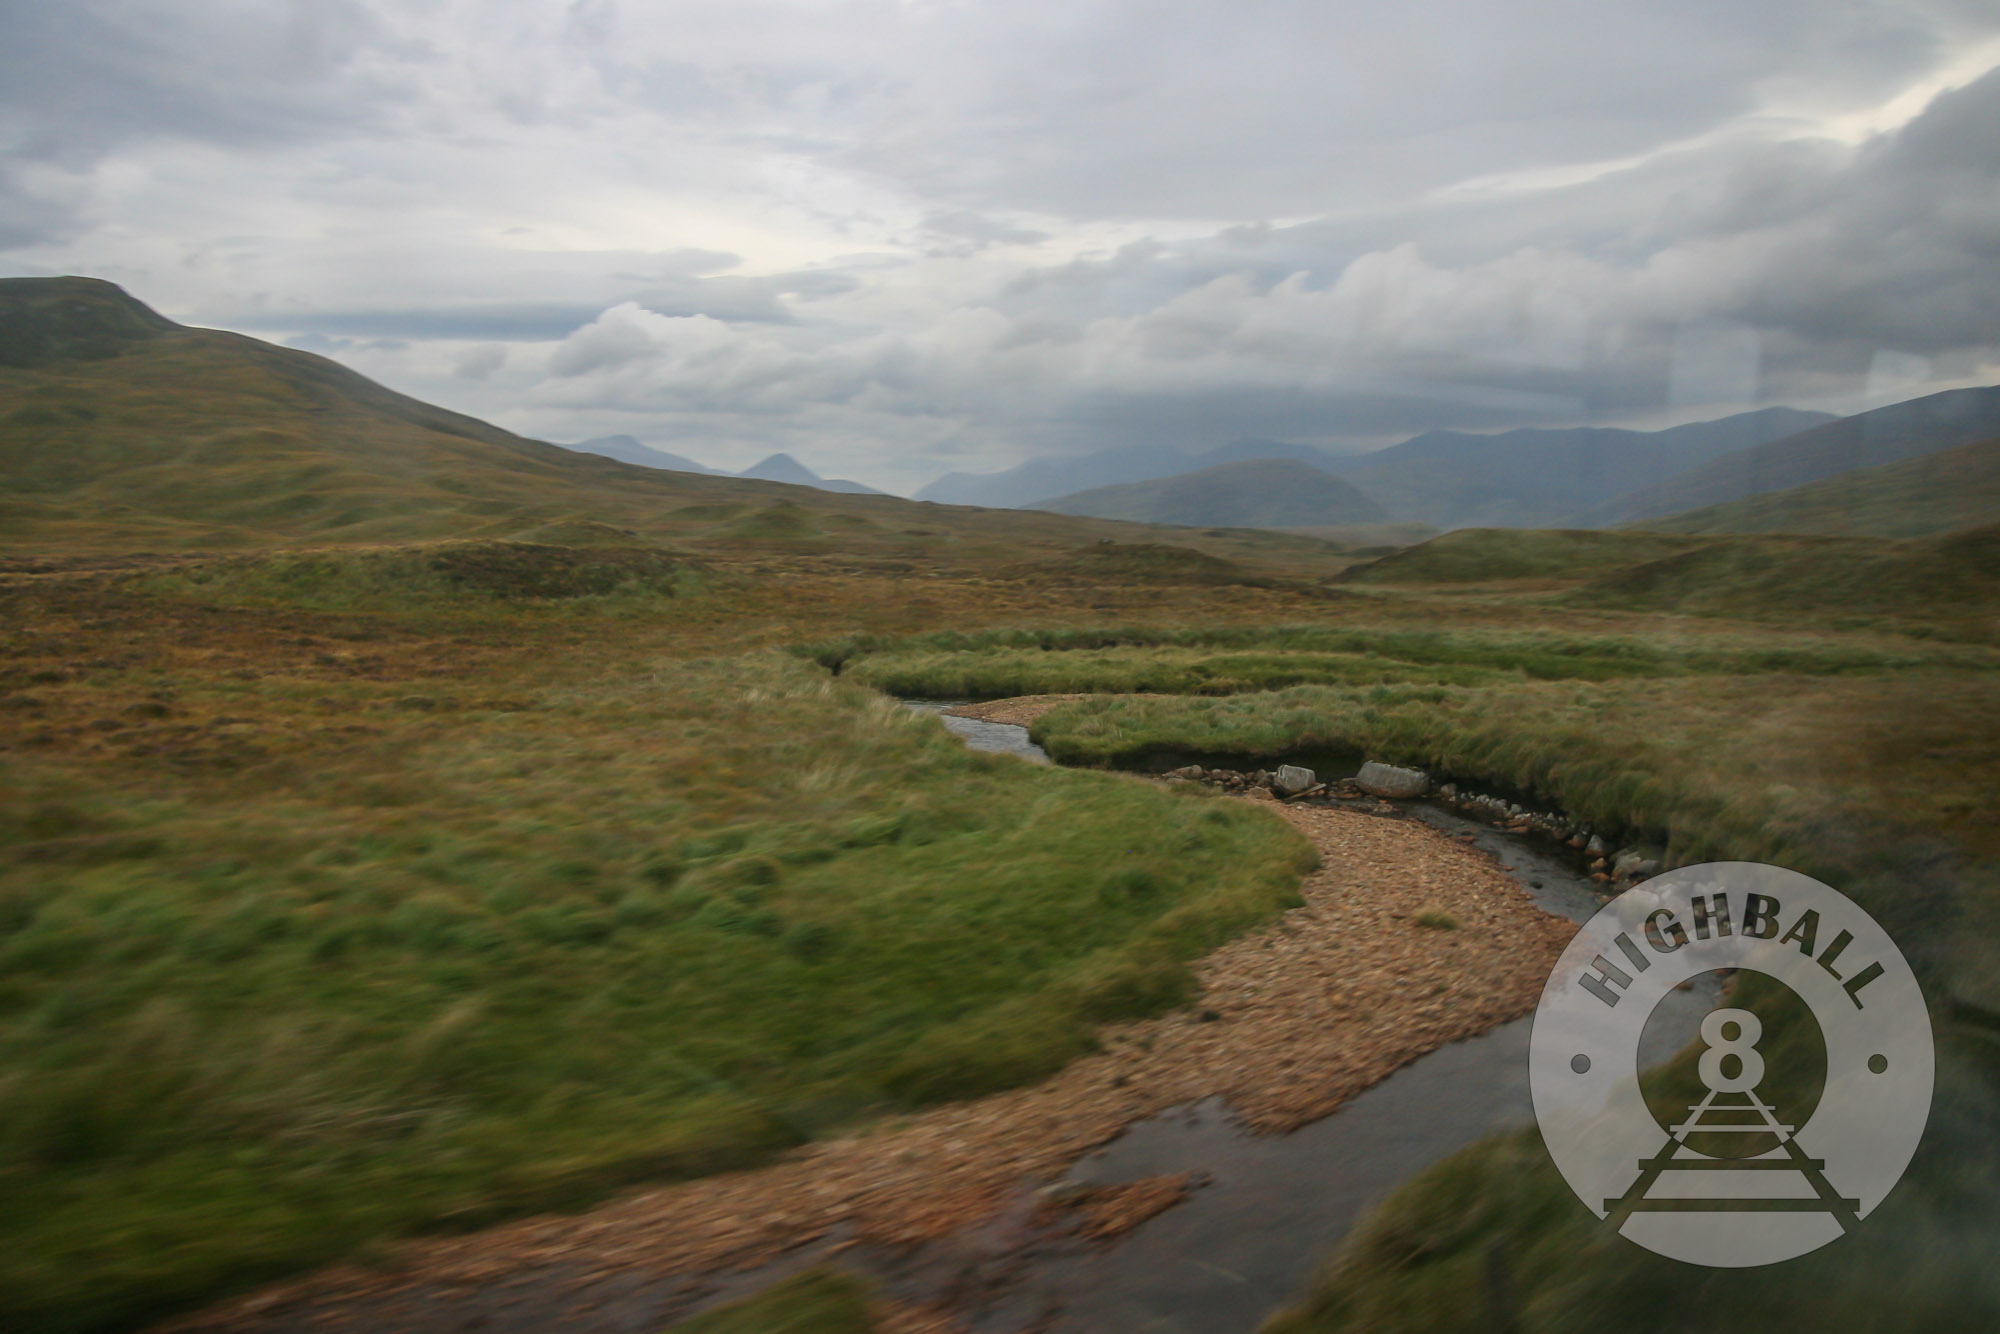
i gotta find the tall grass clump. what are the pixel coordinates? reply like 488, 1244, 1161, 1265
0, 651, 1311, 1333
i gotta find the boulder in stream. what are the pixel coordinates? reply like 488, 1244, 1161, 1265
1355, 761, 1429, 799
1273, 764, 1317, 795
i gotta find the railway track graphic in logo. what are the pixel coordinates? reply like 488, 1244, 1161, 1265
1530, 862, 1933, 1267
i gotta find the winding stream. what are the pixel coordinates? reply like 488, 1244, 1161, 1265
904, 700, 1053, 764
906, 702, 1719, 1333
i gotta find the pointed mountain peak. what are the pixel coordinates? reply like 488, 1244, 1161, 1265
738, 453, 825, 486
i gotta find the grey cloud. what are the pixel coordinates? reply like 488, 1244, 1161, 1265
234, 270, 862, 344
835, 0, 1968, 220
917, 210, 1050, 257
628, 269, 861, 323
0, 1, 402, 163
453, 343, 508, 381
261, 304, 610, 342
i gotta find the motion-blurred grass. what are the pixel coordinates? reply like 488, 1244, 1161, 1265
0, 577, 1312, 1333
665, 1267, 880, 1333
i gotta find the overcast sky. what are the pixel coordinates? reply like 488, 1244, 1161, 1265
5, 1, 2000, 492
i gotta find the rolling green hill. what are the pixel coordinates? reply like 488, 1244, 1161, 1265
1575, 522, 2000, 618
0, 276, 715, 551
1336, 520, 2000, 638
1634, 433, 2000, 538
1033, 458, 1387, 528
1337, 527, 1713, 584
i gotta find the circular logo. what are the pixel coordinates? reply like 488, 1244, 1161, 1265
1530, 862, 1933, 1267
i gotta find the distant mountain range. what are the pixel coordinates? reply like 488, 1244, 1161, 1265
918, 410, 1835, 531
930, 391, 2000, 538
1331, 408, 1835, 529
916, 437, 1359, 509
565, 435, 886, 495
1034, 459, 1387, 528
1584, 386, 2000, 527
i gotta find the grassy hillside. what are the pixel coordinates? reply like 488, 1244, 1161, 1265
1586, 384, 2000, 526
1034, 458, 1388, 528
1335, 523, 2000, 641
1336, 528, 1713, 585
1636, 433, 2000, 537
0, 277, 1354, 578
1572, 523, 2000, 625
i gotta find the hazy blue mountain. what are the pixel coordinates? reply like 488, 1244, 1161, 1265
1583, 387, 2000, 526
1333, 407, 1836, 529
737, 452, 887, 496
565, 435, 720, 474
560, 441, 888, 495
918, 437, 1356, 508
1035, 458, 1388, 528
916, 413, 1829, 524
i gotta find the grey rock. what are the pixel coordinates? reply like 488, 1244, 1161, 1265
1355, 761, 1429, 799
1585, 834, 1610, 858
1613, 851, 1662, 881
1274, 764, 1317, 795
1438, 783, 1458, 800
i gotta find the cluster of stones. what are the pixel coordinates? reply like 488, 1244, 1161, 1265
1433, 782, 1662, 885
1163, 759, 1666, 889
1162, 763, 1314, 796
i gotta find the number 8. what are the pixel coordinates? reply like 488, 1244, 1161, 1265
1698, 1007, 1765, 1093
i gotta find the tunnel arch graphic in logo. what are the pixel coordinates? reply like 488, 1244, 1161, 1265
1530, 862, 1933, 1267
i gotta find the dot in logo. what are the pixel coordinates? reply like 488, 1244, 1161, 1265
1530, 862, 1933, 1267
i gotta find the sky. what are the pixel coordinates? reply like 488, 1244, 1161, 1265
4, 0, 2000, 494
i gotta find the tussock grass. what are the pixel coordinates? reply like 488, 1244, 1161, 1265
807, 623, 1968, 697
1027, 674, 2000, 882
0, 639, 1311, 1333
134, 541, 707, 610
848, 645, 1520, 697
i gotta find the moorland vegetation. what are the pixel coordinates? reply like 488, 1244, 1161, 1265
3, 277, 1998, 1332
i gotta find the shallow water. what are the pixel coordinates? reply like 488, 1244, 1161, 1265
904, 700, 1052, 764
